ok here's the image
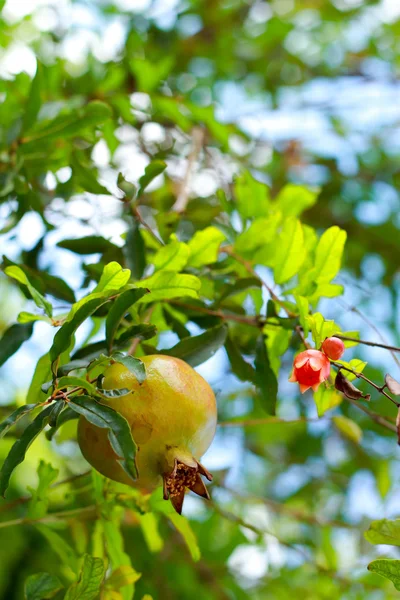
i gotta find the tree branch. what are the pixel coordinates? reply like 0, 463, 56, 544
172, 126, 205, 213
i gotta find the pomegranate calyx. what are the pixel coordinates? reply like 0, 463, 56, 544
163, 459, 212, 514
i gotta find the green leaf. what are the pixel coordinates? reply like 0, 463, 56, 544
314, 226, 347, 283
23, 62, 44, 132
153, 236, 190, 272
24, 572, 63, 600
46, 406, 79, 441
273, 219, 306, 284
333, 415, 362, 444
0, 404, 37, 439
255, 335, 278, 415
49, 294, 112, 363
235, 171, 270, 219
275, 184, 318, 217
137, 161, 167, 197
165, 512, 200, 562
113, 355, 146, 384
131, 56, 174, 92
368, 559, 400, 591
134, 271, 200, 301
105, 566, 141, 591
68, 396, 138, 480
22, 101, 112, 145
306, 313, 336, 349
335, 358, 367, 381
138, 513, 164, 553
234, 215, 281, 256
17, 312, 52, 324
225, 336, 257, 383
93, 262, 131, 293
71, 156, 110, 195
57, 236, 117, 255
64, 554, 105, 600
5, 266, 53, 317
313, 385, 342, 417
106, 288, 149, 351
187, 226, 225, 268
102, 508, 138, 600
161, 324, 228, 367
116, 324, 157, 345
35, 524, 79, 574
0, 405, 53, 497
0, 323, 34, 367
27, 460, 59, 519
57, 376, 96, 395
27, 352, 52, 404
365, 519, 400, 546
124, 219, 146, 280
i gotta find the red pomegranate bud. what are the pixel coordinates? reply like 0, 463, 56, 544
289, 349, 331, 394
321, 337, 345, 360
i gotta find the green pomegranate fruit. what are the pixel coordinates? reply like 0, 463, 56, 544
77, 355, 217, 513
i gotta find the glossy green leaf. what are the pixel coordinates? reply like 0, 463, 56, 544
306, 313, 336, 349
152, 236, 190, 272
0, 323, 34, 367
24, 572, 63, 600
45, 406, 79, 441
225, 336, 257, 383
27, 460, 59, 519
49, 294, 112, 362
365, 519, 400, 546
313, 385, 342, 417
187, 226, 225, 268
273, 219, 306, 284
368, 559, 400, 591
0, 405, 53, 497
22, 62, 44, 132
293, 294, 309, 337
71, 156, 110, 195
35, 524, 79, 574
116, 324, 157, 345
124, 219, 146, 280
333, 415, 362, 444
57, 376, 96, 395
93, 262, 131, 293
137, 160, 167, 197
5, 266, 52, 317
106, 288, 149, 351
68, 396, 138, 480
57, 236, 117, 255
314, 226, 347, 283
235, 171, 270, 219
0, 404, 37, 439
161, 324, 228, 367
64, 554, 105, 600
254, 335, 278, 415
134, 271, 200, 301
275, 184, 318, 217
113, 354, 146, 384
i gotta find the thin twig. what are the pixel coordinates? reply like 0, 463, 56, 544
168, 300, 265, 327
344, 397, 397, 433
131, 203, 164, 246
0, 505, 96, 529
172, 127, 205, 213
332, 362, 399, 407
335, 334, 400, 354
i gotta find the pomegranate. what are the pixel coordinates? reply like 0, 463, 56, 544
321, 336, 345, 361
78, 355, 217, 513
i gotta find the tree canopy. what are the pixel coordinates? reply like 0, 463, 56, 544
1, 0, 400, 598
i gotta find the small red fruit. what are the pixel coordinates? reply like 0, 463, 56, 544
78, 356, 217, 514
289, 349, 331, 393
321, 337, 345, 360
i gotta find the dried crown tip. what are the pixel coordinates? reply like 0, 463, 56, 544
163, 459, 212, 514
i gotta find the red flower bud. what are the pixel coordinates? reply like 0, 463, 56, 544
289, 349, 331, 394
321, 337, 345, 360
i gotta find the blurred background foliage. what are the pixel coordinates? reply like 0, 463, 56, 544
1, 0, 400, 599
